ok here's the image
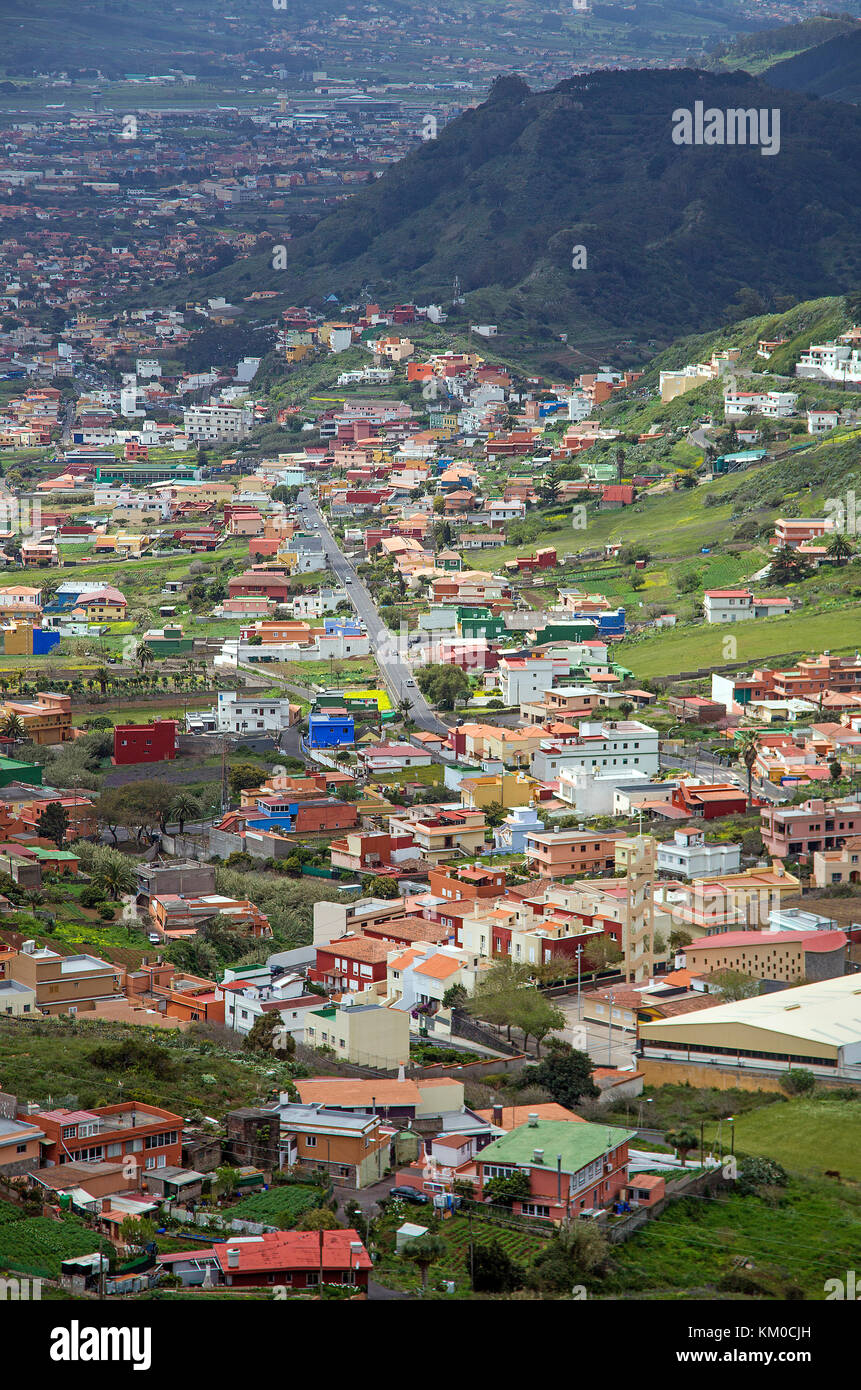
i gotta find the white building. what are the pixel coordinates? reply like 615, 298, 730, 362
807, 410, 839, 434
558, 765, 650, 816
215, 691, 295, 733
499, 653, 571, 705
703, 589, 754, 623
530, 720, 660, 781
796, 339, 861, 383
724, 390, 797, 419
183, 403, 253, 443
656, 827, 741, 880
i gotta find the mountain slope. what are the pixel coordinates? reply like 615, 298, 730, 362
764, 23, 861, 103
200, 68, 861, 350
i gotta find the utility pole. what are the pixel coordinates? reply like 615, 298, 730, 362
607, 988, 614, 1064
575, 944, 583, 1020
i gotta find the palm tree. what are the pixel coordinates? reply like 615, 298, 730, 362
93, 858, 136, 899
0, 713, 25, 741
827, 532, 854, 567
170, 790, 202, 834
137, 643, 154, 672
94, 667, 110, 695
735, 729, 760, 804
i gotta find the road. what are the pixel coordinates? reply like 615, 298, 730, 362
299, 489, 449, 735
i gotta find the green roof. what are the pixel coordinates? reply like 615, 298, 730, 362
311, 1007, 336, 1020
479, 1120, 637, 1175
28, 847, 79, 861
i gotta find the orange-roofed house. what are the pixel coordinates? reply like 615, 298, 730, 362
310, 935, 391, 993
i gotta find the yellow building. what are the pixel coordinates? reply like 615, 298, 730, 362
305, 998, 410, 1069
459, 770, 540, 811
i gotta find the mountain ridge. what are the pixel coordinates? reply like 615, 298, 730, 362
196, 66, 861, 352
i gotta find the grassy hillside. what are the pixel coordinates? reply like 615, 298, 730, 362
189, 68, 861, 354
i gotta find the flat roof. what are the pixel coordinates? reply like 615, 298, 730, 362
478, 1118, 636, 1174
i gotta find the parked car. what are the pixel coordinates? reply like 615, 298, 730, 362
389, 1186, 429, 1204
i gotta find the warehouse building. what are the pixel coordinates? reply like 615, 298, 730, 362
637, 974, 861, 1076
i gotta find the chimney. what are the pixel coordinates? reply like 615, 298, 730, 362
527, 1112, 539, 1127
22, 940, 36, 954
227, 1247, 240, 1269
492, 1104, 504, 1127
101, 1197, 111, 1212
533, 1148, 544, 1163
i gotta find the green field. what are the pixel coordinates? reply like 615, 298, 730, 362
620, 604, 861, 679
228, 1184, 325, 1226
0, 1200, 114, 1280
601, 1177, 861, 1300
704, 1098, 861, 1181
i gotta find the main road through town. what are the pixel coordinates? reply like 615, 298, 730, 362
299, 489, 449, 736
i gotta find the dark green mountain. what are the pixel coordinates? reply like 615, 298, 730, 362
203, 68, 861, 349
764, 24, 861, 103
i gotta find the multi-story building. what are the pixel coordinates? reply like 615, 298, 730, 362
386, 808, 488, 864
113, 719, 178, 765
7, 941, 124, 1015
183, 403, 253, 443
310, 935, 391, 993
656, 827, 741, 880
215, 691, 296, 734
305, 996, 410, 1069
0, 691, 72, 745
684, 927, 847, 984
33, 1101, 183, 1173
523, 829, 627, 879
475, 1117, 636, 1222
760, 798, 861, 858
530, 720, 660, 781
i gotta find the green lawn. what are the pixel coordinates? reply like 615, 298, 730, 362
704, 1098, 861, 1181
620, 604, 861, 679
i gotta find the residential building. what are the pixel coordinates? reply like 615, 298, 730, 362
760, 798, 861, 858
7, 941, 124, 1015
160, 1229, 372, 1289
33, 1101, 183, 1173
476, 1117, 636, 1222
656, 827, 741, 879
305, 996, 410, 1069
530, 720, 660, 781
113, 719, 178, 765
523, 829, 627, 879
215, 691, 296, 734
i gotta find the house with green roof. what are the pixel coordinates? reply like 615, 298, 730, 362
476, 1116, 636, 1223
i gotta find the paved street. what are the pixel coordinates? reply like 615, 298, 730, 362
300, 489, 449, 735
550, 993, 637, 1070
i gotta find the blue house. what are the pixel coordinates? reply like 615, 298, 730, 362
308, 712, 355, 750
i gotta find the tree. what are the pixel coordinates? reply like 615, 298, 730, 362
780, 1067, 816, 1097
91, 856, 136, 899
710, 968, 760, 1002
768, 544, 812, 586
665, 1128, 698, 1163
483, 1170, 531, 1207
524, 1040, 599, 1107
228, 763, 264, 798
442, 983, 468, 1008
518, 990, 566, 1055
829, 758, 843, 784
120, 1214, 157, 1251
96, 786, 134, 843
170, 790, 203, 834
471, 1237, 523, 1293
827, 533, 853, 567
364, 874, 400, 899
415, 663, 471, 711
402, 1233, 446, 1289
244, 1010, 294, 1055
538, 463, 560, 505
734, 729, 759, 804
37, 801, 69, 849
296, 1207, 341, 1231
0, 713, 25, 741
528, 1223, 608, 1292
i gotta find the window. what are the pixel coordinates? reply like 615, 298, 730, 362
305, 1135, 317, 1148
522, 1202, 550, 1218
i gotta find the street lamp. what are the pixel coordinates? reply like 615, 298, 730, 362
575, 944, 583, 1020
607, 989, 614, 1065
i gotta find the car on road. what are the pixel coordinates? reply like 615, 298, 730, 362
388, 1186, 429, 1205
345, 576, 353, 584
405, 679, 416, 687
